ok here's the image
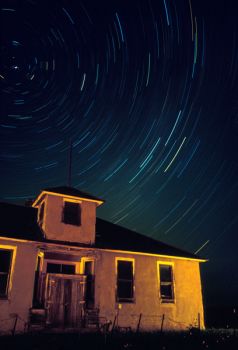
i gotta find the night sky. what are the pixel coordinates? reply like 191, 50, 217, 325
1, 0, 238, 307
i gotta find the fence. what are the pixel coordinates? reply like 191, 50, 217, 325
0, 310, 201, 336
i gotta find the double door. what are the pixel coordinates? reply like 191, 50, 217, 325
45, 273, 86, 327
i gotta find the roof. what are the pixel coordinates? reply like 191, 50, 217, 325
95, 218, 199, 259
42, 186, 104, 203
0, 202, 43, 241
0, 202, 201, 260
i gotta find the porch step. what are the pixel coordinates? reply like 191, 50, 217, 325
29, 308, 46, 326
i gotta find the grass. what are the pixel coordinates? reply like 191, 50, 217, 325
1, 329, 238, 350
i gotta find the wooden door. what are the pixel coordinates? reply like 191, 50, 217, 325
45, 274, 86, 327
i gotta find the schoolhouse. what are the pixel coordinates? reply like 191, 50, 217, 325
0, 186, 206, 333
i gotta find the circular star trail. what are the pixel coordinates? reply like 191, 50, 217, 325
1, 0, 238, 305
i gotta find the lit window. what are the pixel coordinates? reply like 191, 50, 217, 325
62, 201, 81, 226
116, 260, 134, 303
0, 249, 13, 298
159, 264, 174, 303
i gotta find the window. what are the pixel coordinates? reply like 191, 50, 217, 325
47, 263, 75, 275
83, 260, 95, 308
33, 255, 43, 307
116, 259, 134, 303
0, 249, 13, 298
159, 264, 174, 303
38, 202, 45, 224
62, 201, 81, 226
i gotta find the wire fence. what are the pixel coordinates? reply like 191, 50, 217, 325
0, 311, 201, 336
0, 314, 29, 336
109, 311, 200, 332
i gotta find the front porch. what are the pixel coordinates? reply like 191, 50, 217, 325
28, 306, 111, 333
29, 250, 101, 330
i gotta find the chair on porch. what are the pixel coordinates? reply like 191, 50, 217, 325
28, 308, 47, 330
84, 308, 111, 332
84, 308, 100, 328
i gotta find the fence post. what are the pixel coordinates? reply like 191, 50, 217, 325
111, 315, 116, 332
12, 314, 18, 336
233, 308, 236, 337
160, 314, 165, 333
111, 309, 119, 333
136, 313, 142, 333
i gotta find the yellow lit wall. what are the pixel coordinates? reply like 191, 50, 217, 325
0, 238, 205, 333
42, 193, 97, 244
0, 239, 37, 333
95, 251, 205, 331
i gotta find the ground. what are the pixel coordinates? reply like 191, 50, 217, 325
1, 330, 238, 350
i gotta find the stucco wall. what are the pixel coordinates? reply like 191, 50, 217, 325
0, 239, 205, 333
0, 239, 37, 334
95, 251, 205, 331
44, 194, 97, 244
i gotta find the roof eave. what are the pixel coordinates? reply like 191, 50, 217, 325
0, 236, 207, 262
32, 190, 104, 208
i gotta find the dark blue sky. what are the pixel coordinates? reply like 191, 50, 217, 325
1, 0, 238, 306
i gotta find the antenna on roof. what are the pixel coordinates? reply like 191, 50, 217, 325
67, 139, 72, 187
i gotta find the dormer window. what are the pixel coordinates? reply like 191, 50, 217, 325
62, 201, 81, 226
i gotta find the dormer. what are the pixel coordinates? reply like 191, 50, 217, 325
32, 186, 104, 245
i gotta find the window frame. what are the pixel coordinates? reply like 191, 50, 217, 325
115, 257, 135, 303
46, 262, 76, 275
43, 258, 80, 275
80, 257, 95, 275
157, 261, 175, 304
0, 245, 17, 300
81, 258, 95, 308
62, 199, 81, 226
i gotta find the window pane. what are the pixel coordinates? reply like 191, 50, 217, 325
47, 263, 61, 273
85, 275, 95, 302
63, 202, 81, 226
62, 264, 75, 275
0, 250, 12, 273
47, 263, 75, 275
39, 202, 45, 222
84, 261, 93, 275
118, 261, 133, 279
0, 274, 8, 296
117, 260, 134, 301
160, 265, 172, 282
160, 284, 173, 300
117, 280, 133, 299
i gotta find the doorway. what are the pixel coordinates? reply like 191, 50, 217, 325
45, 273, 86, 327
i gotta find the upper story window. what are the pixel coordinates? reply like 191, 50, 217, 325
116, 259, 134, 303
0, 249, 13, 298
62, 201, 81, 226
38, 202, 45, 224
158, 263, 174, 303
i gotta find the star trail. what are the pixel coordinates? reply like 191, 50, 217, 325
1, 0, 238, 306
